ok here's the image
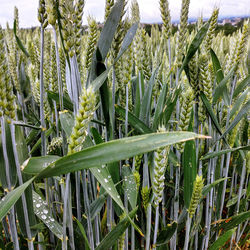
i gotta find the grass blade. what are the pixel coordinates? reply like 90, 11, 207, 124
0, 178, 34, 221
208, 228, 236, 250
95, 208, 137, 250
27, 132, 209, 178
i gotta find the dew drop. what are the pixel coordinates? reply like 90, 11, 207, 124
43, 209, 49, 214
50, 218, 55, 222
117, 195, 120, 199
97, 169, 101, 173
41, 215, 47, 220
36, 204, 41, 208
108, 175, 111, 178
104, 178, 108, 183
108, 187, 111, 191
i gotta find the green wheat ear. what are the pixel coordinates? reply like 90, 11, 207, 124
68, 87, 96, 154
0, 26, 16, 121
153, 127, 170, 206
188, 175, 204, 218
141, 186, 150, 211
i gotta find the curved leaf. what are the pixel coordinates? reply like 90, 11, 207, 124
26, 132, 209, 178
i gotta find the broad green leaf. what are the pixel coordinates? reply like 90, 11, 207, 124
180, 21, 210, 75
213, 66, 236, 105
115, 104, 153, 134
115, 22, 138, 63
215, 211, 250, 231
183, 112, 196, 208
91, 127, 104, 145
122, 166, 137, 209
217, 99, 250, 142
81, 135, 125, 211
14, 125, 37, 238
13, 121, 40, 130
210, 49, 224, 83
75, 218, 91, 250
91, 166, 125, 210
200, 92, 223, 136
22, 156, 60, 175
33, 192, 63, 240
30, 127, 54, 154
0, 177, 34, 221
230, 88, 249, 119
29, 132, 208, 178
156, 221, 178, 246
88, 0, 124, 85
210, 49, 230, 105
95, 208, 137, 250
209, 228, 236, 250
91, 66, 112, 93
163, 87, 181, 125
0, 120, 17, 188
98, 63, 111, 136
89, 194, 107, 220
152, 81, 168, 130
59, 111, 74, 138
169, 150, 180, 167
226, 190, 246, 207
201, 145, 250, 161
139, 68, 158, 124
233, 74, 250, 99
47, 91, 73, 111
13, 20, 29, 57
202, 178, 228, 197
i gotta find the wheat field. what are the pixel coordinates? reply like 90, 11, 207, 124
0, 0, 249, 249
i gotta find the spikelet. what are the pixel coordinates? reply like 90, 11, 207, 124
175, 0, 190, 67
50, 43, 58, 92
177, 87, 194, 151
153, 127, 170, 206
179, 88, 194, 131
188, 175, 204, 218
133, 28, 143, 73
44, 32, 51, 90
199, 54, 212, 103
105, 0, 114, 21
134, 154, 143, 171
59, 47, 67, 93
188, 54, 199, 97
204, 8, 219, 51
234, 21, 249, 73
0, 26, 16, 121
141, 186, 150, 211
59, 0, 76, 57
133, 170, 140, 192
159, 0, 171, 40
246, 152, 250, 175
85, 16, 98, 72
198, 53, 212, 123
68, 87, 96, 154
74, 0, 85, 66
45, 0, 57, 26
47, 137, 63, 154
38, 0, 48, 28
131, 0, 140, 24
141, 29, 151, 81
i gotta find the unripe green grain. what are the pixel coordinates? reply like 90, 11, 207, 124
105, 0, 114, 21
159, 0, 171, 40
85, 16, 98, 72
188, 175, 204, 218
68, 87, 96, 154
204, 8, 219, 51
